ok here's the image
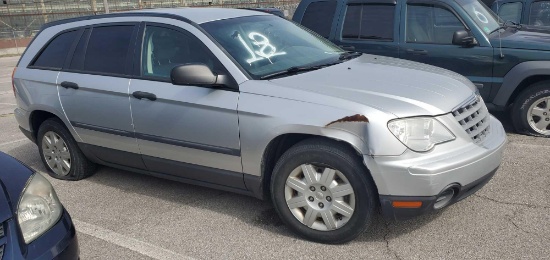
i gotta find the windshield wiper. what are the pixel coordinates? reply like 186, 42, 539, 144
260, 54, 359, 80
260, 59, 347, 80
489, 21, 522, 34
339, 51, 362, 61
260, 65, 324, 80
488, 26, 506, 35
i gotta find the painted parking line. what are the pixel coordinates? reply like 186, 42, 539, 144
0, 138, 28, 147
73, 219, 195, 260
0, 103, 16, 105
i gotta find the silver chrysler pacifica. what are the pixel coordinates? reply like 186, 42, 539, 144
12, 8, 507, 243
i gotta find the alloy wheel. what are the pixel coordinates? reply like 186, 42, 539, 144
528, 97, 550, 135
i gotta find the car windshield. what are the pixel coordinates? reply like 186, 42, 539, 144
201, 15, 346, 79
456, 0, 501, 34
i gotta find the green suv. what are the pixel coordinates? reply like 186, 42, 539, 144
487, 0, 550, 27
294, 0, 550, 137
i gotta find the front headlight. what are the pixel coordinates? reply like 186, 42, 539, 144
388, 117, 455, 152
17, 173, 62, 244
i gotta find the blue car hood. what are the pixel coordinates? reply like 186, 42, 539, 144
491, 29, 550, 51
0, 181, 11, 223
0, 153, 34, 223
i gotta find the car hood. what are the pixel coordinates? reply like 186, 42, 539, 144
268, 55, 476, 117
0, 153, 34, 222
491, 29, 550, 51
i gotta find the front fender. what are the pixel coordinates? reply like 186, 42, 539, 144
493, 61, 550, 107
238, 92, 406, 177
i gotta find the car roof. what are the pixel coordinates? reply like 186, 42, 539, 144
126, 7, 270, 24
41, 7, 270, 30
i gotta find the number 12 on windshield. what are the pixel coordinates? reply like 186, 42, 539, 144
235, 32, 286, 64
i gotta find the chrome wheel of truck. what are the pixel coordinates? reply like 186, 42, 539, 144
527, 97, 550, 135
513, 81, 550, 137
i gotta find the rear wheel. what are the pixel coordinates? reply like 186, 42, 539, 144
37, 118, 96, 180
270, 138, 377, 244
512, 81, 550, 137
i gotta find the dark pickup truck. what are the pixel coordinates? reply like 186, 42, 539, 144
293, 0, 550, 137
486, 0, 550, 27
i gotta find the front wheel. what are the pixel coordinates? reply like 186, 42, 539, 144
512, 81, 550, 137
270, 138, 377, 244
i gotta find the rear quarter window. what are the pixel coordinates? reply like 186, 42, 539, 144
301, 0, 338, 38
30, 30, 78, 69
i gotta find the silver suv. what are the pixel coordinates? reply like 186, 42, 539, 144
12, 8, 507, 243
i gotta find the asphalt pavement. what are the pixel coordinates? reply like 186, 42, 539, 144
0, 55, 548, 259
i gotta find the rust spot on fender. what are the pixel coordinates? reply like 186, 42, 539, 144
326, 114, 369, 127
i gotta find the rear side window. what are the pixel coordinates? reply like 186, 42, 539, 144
342, 4, 395, 40
83, 26, 134, 75
69, 28, 91, 70
301, 1, 338, 38
530, 1, 550, 26
498, 2, 523, 24
31, 30, 78, 69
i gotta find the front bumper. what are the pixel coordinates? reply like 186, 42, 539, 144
380, 167, 497, 220
1, 209, 79, 260
365, 115, 507, 220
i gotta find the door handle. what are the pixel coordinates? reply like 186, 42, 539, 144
339, 45, 356, 51
60, 81, 79, 90
132, 91, 157, 101
405, 49, 428, 55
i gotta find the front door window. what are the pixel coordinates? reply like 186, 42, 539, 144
406, 4, 466, 44
141, 25, 226, 80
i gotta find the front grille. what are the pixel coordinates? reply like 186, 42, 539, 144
452, 95, 490, 143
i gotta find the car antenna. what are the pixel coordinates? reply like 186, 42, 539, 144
496, 0, 504, 58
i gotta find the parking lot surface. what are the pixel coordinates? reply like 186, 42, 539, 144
0, 55, 549, 259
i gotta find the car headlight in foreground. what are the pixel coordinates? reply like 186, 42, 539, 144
388, 117, 455, 152
17, 173, 62, 244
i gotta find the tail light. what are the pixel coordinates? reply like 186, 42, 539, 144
12, 67, 16, 97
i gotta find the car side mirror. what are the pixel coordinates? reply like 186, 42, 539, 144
170, 64, 229, 87
452, 30, 478, 47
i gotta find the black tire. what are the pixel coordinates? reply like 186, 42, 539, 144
37, 118, 96, 180
512, 81, 550, 137
270, 137, 377, 244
